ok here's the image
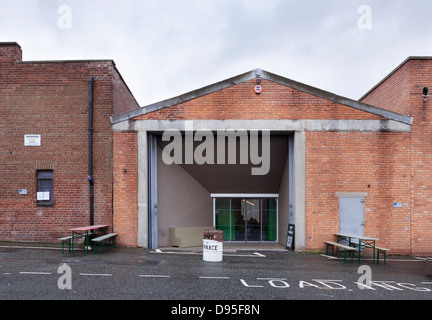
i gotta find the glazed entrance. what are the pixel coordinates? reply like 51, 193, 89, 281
214, 196, 277, 242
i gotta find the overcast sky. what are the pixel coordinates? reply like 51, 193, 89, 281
1, 0, 432, 107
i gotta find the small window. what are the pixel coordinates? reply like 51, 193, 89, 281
37, 170, 54, 206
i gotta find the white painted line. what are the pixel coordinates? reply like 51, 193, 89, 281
322, 254, 427, 263
223, 253, 262, 257
79, 273, 112, 277
19, 272, 52, 275
151, 251, 197, 255
254, 252, 266, 257
0, 245, 61, 250
199, 276, 230, 279
151, 250, 265, 258
139, 274, 170, 278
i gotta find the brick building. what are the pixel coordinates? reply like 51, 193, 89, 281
110, 65, 417, 255
2, 42, 432, 256
0, 42, 139, 242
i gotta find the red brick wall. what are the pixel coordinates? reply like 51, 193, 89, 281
361, 61, 411, 115
136, 79, 384, 121
361, 58, 432, 255
112, 67, 140, 116
305, 132, 411, 254
407, 59, 432, 255
0, 43, 139, 243
0, 43, 22, 62
113, 132, 138, 246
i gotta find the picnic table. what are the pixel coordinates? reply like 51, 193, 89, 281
335, 233, 379, 263
325, 233, 390, 264
68, 225, 108, 254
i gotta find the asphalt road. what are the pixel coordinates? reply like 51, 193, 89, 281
0, 244, 431, 316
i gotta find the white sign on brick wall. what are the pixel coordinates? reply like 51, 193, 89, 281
24, 135, 41, 146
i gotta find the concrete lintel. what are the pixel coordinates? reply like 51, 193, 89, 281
335, 192, 368, 197
113, 119, 411, 133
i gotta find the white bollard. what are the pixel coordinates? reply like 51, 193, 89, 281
203, 230, 223, 262
203, 239, 223, 262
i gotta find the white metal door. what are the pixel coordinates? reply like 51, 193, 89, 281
339, 196, 365, 238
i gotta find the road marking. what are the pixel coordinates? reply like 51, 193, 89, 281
254, 252, 266, 257
79, 273, 112, 277
19, 272, 52, 275
199, 276, 230, 279
321, 254, 338, 260
151, 250, 264, 257
322, 254, 429, 263
139, 274, 170, 278
151, 250, 197, 255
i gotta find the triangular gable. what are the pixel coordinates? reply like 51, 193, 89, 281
111, 69, 413, 126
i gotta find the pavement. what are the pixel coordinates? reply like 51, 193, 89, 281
1, 240, 432, 307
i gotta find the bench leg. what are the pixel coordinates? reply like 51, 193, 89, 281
377, 250, 386, 265
326, 244, 335, 257
344, 250, 354, 264
61, 239, 72, 254
93, 241, 103, 254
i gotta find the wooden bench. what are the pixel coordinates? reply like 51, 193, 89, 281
58, 233, 87, 254
58, 236, 73, 254
364, 243, 391, 264
91, 233, 118, 254
324, 241, 356, 263
375, 246, 390, 264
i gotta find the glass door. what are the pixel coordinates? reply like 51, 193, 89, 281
214, 196, 277, 242
245, 199, 260, 241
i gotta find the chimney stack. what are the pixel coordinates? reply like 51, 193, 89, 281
0, 42, 22, 62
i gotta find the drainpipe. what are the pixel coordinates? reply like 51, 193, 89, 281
88, 77, 94, 225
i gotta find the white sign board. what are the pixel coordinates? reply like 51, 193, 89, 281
37, 192, 50, 201
24, 135, 41, 146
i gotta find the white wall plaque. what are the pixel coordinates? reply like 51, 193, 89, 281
24, 135, 41, 146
